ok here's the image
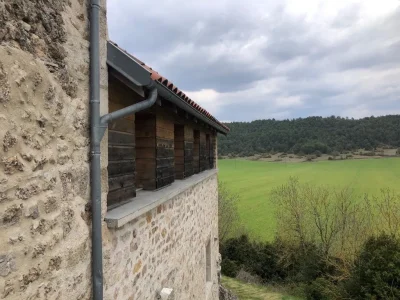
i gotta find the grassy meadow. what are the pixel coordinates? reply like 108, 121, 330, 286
218, 157, 400, 241
221, 276, 302, 300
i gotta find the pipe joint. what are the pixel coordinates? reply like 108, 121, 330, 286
91, 0, 100, 9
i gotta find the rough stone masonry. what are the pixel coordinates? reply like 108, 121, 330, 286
0, 0, 108, 299
0, 0, 221, 299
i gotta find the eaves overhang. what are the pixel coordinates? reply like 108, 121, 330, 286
106, 41, 229, 135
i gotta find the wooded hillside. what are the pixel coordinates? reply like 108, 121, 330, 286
218, 115, 400, 156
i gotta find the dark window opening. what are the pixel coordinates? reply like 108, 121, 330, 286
174, 124, 185, 179
193, 130, 200, 174
206, 134, 210, 169
135, 112, 156, 190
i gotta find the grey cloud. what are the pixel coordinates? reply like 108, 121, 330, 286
108, 1, 400, 121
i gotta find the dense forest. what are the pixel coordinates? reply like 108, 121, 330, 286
218, 115, 400, 156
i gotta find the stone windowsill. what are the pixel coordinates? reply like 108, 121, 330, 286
105, 169, 218, 228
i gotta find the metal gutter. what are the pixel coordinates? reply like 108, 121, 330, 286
106, 41, 229, 135
107, 42, 152, 87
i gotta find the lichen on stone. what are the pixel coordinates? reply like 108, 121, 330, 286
15, 184, 40, 200
32, 243, 46, 258
0, 0, 67, 64
2, 156, 24, 174
21, 267, 41, 287
2, 204, 22, 225
0, 62, 11, 104
44, 196, 58, 213
3, 131, 17, 152
57, 68, 78, 98
48, 256, 61, 271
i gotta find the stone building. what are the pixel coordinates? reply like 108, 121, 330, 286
0, 0, 229, 299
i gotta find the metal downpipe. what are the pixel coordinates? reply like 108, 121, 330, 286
100, 82, 157, 126
89, 3, 158, 295
89, 0, 103, 299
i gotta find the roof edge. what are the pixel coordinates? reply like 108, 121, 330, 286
154, 81, 229, 135
106, 40, 230, 134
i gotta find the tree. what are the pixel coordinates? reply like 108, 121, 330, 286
218, 181, 243, 242
218, 115, 400, 156
345, 234, 400, 299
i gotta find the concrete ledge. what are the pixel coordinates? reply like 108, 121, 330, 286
105, 169, 218, 228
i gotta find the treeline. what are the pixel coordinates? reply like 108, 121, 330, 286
219, 115, 400, 156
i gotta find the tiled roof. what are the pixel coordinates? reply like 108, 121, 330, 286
109, 41, 229, 132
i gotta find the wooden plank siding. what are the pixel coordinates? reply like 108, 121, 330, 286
107, 77, 142, 207
107, 73, 219, 207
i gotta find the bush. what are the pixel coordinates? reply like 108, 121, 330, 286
345, 234, 400, 299
331, 151, 340, 157
221, 235, 282, 282
304, 278, 336, 300
314, 150, 322, 157
363, 151, 375, 156
346, 154, 353, 159
305, 155, 316, 161
328, 157, 333, 160
221, 258, 239, 277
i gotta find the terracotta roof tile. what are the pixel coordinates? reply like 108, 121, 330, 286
108, 41, 229, 132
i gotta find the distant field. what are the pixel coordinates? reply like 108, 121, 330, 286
218, 157, 400, 241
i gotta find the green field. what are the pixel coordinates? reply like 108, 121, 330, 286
218, 158, 400, 241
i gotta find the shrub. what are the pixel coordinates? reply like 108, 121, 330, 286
220, 235, 282, 282
328, 157, 333, 160
331, 151, 340, 157
305, 155, 316, 161
345, 234, 400, 299
221, 258, 240, 277
346, 154, 353, 159
314, 150, 322, 157
304, 278, 341, 300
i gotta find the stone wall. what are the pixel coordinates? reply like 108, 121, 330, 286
0, 0, 109, 299
102, 174, 220, 300
1, 0, 221, 299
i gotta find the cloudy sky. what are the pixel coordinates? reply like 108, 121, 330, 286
108, 0, 400, 122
